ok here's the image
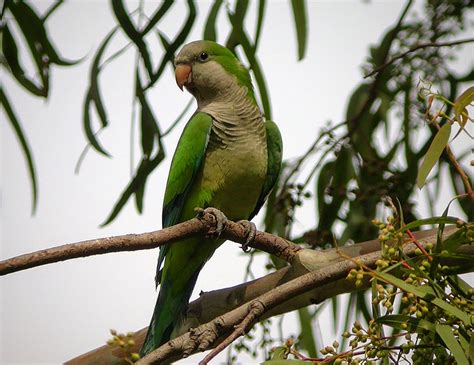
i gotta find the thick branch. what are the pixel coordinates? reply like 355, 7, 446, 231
65, 227, 473, 365
139, 227, 470, 364
0, 211, 301, 276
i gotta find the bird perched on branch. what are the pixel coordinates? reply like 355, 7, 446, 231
141, 40, 282, 356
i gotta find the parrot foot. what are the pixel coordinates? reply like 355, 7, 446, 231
237, 220, 256, 253
195, 207, 228, 238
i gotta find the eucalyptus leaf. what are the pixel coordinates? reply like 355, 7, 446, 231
203, 0, 224, 41
453, 86, 473, 126
1, 89, 38, 213
436, 324, 469, 365
290, 0, 308, 60
417, 123, 452, 189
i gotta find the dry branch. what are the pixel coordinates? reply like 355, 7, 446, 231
0, 210, 301, 276
65, 226, 474, 365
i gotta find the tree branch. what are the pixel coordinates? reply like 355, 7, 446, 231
0, 209, 301, 276
138, 226, 470, 365
364, 37, 474, 79
65, 226, 473, 364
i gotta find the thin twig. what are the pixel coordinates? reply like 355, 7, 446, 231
365, 37, 474, 79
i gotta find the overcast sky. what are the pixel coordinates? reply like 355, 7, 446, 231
1, 1, 473, 364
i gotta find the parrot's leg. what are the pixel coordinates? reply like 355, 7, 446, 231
237, 220, 257, 252
195, 207, 228, 238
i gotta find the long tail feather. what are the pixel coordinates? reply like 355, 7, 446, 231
140, 267, 202, 356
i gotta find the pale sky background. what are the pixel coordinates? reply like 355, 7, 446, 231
1, 1, 473, 364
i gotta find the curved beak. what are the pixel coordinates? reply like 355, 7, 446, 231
175, 64, 192, 91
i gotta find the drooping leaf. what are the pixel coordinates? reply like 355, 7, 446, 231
436, 324, 469, 365
9, 1, 78, 67
141, 0, 174, 35
376, 314, 436, 335
203, 0, 224, 41
1, 89, 38, 213
376, 272, 471, 325
83, 28, 119, 157
297, 307, 317, 358
225, 0, 250, 51
41, 0, 64, 22
134, 72, 162, 213
470, 335, 474, 362
290, 0, 307, 60
398, 216, 458, 232
102, 150, 164, 226
227, 8, 272, 119
111, 0, 154, 79
417, 123, 451, 188
2, 24, 46, 96
453, 86, 474, 126
254, 0, 266, 51
136, 74, 160, 158
148, 0, 196, 88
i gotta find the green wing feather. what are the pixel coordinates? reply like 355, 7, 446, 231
155, 112, 213, 285
249, 120, 283, 219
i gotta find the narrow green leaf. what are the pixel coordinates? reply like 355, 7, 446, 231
340, 292, 356, 349
141, 0, 173, 35
417, 123, 452, 188
225, 0, 249, 51
203, 0, 224, 41
398, 216, 458, 232
148, 0, 196, 88
376, 272, 471, 325
227, 9, 272, 119
136, 74, 159, 158
2, 24, 46, 96
41, 0, 64, 22
297, 307, 317, 358
429, 200, 455, 279
8, 2, 50, 94
254, 0, 266, 51
83, 28, 118, 156
134, 72, 161, 213
111, 0, 154, 78
102, 150, 164, 226
83, 91, 110, 156
1, 89, 38, 213
356, 291, 371, 324
470, 334, 474, 361
454, 86, 474, 125
331, 296, 339, 329
436, 324, 469, 365
458, 328, 470, 359
290, 0, 308, 60
10, 1, 78, 67
376, 314, 436, 335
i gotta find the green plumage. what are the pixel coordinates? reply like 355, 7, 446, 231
141, 41, 282, 356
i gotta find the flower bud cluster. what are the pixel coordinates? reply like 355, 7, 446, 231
107, 329, 140, 363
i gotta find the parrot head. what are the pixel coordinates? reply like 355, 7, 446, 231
174, 40, 254, 103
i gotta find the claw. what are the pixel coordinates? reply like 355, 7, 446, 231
195, 207, 228, 238
238, 220, 256, 252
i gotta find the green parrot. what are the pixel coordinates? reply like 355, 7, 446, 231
141, 40, 283, 356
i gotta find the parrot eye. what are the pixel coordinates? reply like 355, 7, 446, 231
199, 52, 209, 61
